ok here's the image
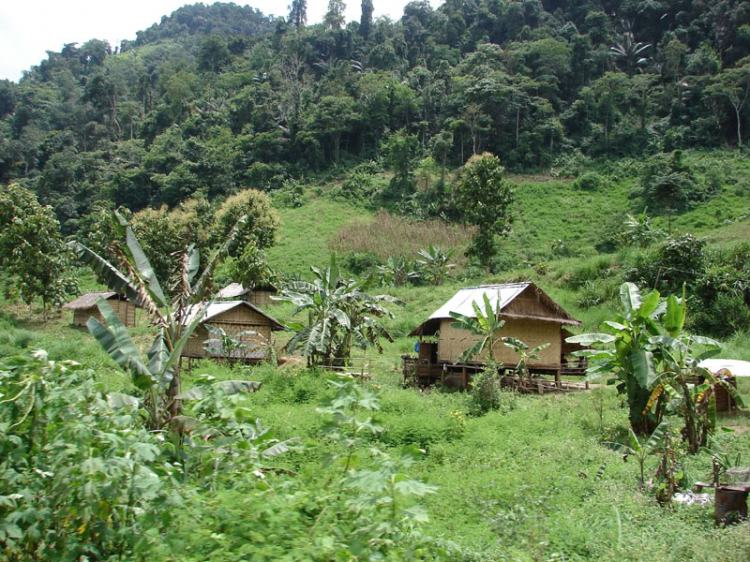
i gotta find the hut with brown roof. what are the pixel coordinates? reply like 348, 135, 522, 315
181, 300, 285, 363
216, 282, 279, 308
64, 292, 139, 327
406, 282, 583, 387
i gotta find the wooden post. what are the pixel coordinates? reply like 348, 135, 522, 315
555, 368, 561, 389
462, 367, 467, 389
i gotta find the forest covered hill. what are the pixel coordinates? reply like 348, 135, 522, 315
3, 0, 750, 235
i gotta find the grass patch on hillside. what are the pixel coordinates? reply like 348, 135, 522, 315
266, 196, 369, 276
330, 210, 475, 264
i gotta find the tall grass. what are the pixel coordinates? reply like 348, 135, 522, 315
330, 211, 475, 264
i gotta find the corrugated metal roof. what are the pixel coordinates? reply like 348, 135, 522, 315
428, 283, 531, 320
408, 282, 580, 337
64, 291, 119, 310
183, 300, 285, 330
216, 283, 250, 299
699, 359, 750, 378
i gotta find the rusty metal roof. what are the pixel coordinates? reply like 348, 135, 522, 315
63, 291, 120, 310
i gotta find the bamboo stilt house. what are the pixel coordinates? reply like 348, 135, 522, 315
181, 300, 285, 362
216, 282, 279, 308
64, 292, 139, 327
406, 283, 582, 387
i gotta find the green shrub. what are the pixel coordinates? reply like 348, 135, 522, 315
573, 171, 609, 191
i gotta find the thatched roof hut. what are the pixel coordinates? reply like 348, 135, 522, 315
216, 282, 279, 308
64, 291, 139, 327
182, 300, 285, 362
409, 282, 580, 370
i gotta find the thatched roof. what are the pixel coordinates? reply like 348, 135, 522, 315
409, 282, 580, 337
63, 291, 125, 311
216, 282, 278, 299
183, 300, 285, 331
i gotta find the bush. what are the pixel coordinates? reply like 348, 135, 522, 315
341, 251, 382, 275
0, 351, 178, 560
469, 362, 503, 415
573, 172, 609, 191
690, 292, 750, 338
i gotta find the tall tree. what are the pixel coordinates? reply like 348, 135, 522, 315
288, 0, 308, 30
457, 153, 515, 271
324, 0, 346, 30
0, 184, 78, 319
360, 0, 374, 38
707, 56, 750, 149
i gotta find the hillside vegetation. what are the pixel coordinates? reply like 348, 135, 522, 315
3, 2, 750, 561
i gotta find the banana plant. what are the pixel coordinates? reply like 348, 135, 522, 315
645, 287, 744, 453
275, 254, 402, 366
566, 282, 665, 434
416, 244, 456, 286
604, 420, 668, 486
449, 292, 505, 363
501, 337, 550, 378
69, 210, 247, 430
376, 255, 420, 286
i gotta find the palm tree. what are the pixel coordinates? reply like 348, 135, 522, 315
611, 22, 650, 76
449, 293, 505, 363
275, 254, 402, 366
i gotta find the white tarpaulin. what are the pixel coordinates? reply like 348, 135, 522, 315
697, 359, 750, 378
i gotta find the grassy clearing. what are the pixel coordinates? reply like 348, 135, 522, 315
266, 195, 369, 276
330, 211, 476, 265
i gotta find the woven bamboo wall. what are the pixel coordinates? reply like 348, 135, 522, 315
182, 307, 273, 359
437, 317, 561, 367
503, 290, 556, 319
247, 290, 276, 308
73, 301, 136, 327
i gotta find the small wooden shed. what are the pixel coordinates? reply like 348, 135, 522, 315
181, 300, 285, 362
64, 291, 138, 327
216, 282, 279, 308
406, 282, 582, 386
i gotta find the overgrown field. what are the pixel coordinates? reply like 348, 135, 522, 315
1, 303, 750, 561
3, 150, 750, 560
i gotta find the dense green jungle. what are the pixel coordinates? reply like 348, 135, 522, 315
2, 1, 750, 561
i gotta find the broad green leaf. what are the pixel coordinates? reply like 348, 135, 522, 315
107, 392, 140, 409
631, 349, 657, 389
636, 290, 660, 320
566, 333, 616, 345
645, 420, 669, 451
148, 329, 172, 390
620, 282, 642, 314
663, 293, 687, 337
115, 210, 168, 309
602, 441, 635, 457
68, 241, 145, 307
88, 299, 152, 390
394, 478, 438, 497
690, 335, 722, 349
262, 437, 301, 457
